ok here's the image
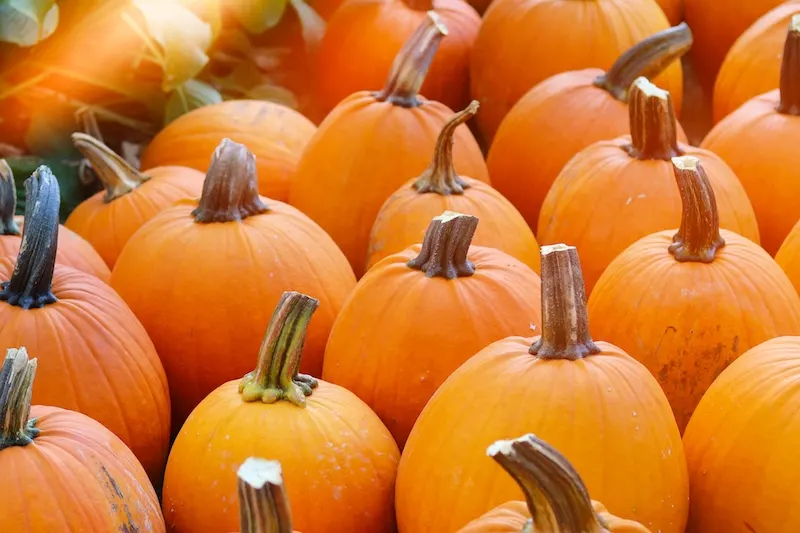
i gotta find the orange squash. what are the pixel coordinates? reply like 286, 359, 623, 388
0, 348, 165, 532
290, 13, 488, 277
589, 156, 800, 431
396, 244, 688, 533
537, 77, 758, 294
324, 212, 542, 447
162, 291, 399, 533
657, 0, 683, 25
235, 458, 300, 533
139, 100, 317, 202
367, 102, 539, 273
486, 24, 692, 231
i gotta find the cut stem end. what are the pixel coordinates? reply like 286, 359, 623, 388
407, 211, 478, 279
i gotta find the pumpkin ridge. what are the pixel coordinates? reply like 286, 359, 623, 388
624, 77, 682, 160
238, 458, 294, 533
778, 15, 800, 115
407, 211, 479, 278
72, 133, 151, 203
0, 161, 19, 236
0, 348, 39, 450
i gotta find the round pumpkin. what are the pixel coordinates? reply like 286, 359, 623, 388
139, 100, 316, 202
235, 458, 299, 533
537, 77, 759, 294
395, 244, 688, 533
657, 0, 683, 25
290, 13, 488, 277
162, 291, 399, 533
324, 212, 542, 447
775, 217, 800, 295
367, 102, 539, 273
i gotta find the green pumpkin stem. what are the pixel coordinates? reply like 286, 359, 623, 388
778, 15, 800, 115
0, 160, 20, 236
625, 77, 682, 161
0, 166, 60, 309
238, 458, 294, 533
72, 133, 151, 203
407, 211, 478, 279
374, 11, 448, 108
193, 139, 269, 223
594, 23, 693, 102
0, 348, 40, 450
239, 291, 320, 407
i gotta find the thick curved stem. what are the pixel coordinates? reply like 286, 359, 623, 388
0, 160, 20, 236
0, 348, 40, 450
72, 133, 151, 202
407, 211, 478, 279
624, 77, 681, 161
778, 15, 800, 115
238, 458, 294, 533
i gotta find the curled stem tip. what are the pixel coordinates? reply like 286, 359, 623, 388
72, 133, 151, 203
0, 160, 20, 235
238, 458, 294, 533
407, 211, 478, 279
0, 347, 40, 450
625, 77, 681, 161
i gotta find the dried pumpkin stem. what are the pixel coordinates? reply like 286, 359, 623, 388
778, 15, 800, 115
0, 348, 40, 450
625, 77, 681, 160
594, 23, 693, 101
669, 156, 725, 262
374, 12, 448, 108
239, 291, 320, 407
238, 458, 294, 533
0, 166, 60, 309
407, 211, 478, 279
0, 160, 20, 236
72, 133, 151, 203
193, 139, 269, 223
529, 244, 600, 360
413, 101, 479, 195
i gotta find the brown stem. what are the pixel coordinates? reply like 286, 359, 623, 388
238, 458, 294, 533
594, 23, 693, 102
373, 11, 448, 108
669, 156, 725, 262
413, 101, 479, 195
193, 139, 269, 223
0, 160, 20, 236
624, 77, 681, 160
72, 133, 151, 203
529, 244, 600, 360
0, 166, 60, 309
0, 348, 40, 450
239, 292, 320, 407
778, 15, 800, 115
407, 211, 478, 279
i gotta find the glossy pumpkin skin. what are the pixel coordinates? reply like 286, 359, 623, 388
162, 380, 400, 533
139, 100, 317, 202
396, 338, 688, 533
0, 406, 164, 532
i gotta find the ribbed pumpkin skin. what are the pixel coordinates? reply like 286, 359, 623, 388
683, 336, 800, 532
0, 406, 164, 533
656, 0, 683, 25
162, 380, 400, 533
139, 100, 317, 202
776, 220, 800, 294
396, 338, 688, 533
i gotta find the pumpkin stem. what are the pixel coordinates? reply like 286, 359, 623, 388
0, 160, 20, 236
669, 156, 726, 262
238, 458, 294, 533
487, 434, 608, 533
413, 101, 479, 195
0, 348, 40, 450
594, 23, 693, 102
624, 77, 681, 161
239, 291, 320, 407
407, 211, 478, 279
373, 11, 448, 108
529, 244, 600, 360
778, 15, 800, 115
71, 133, 151, 203
193, 139, 269, 223
0, 166, 60, 310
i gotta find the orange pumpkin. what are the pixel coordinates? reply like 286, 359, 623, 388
367, 102, 540, 273
589, 156, 800, 431
111, 140, 356, 429
290, 13, 488, 277
235, 458, 299, 533
324, 212, 542, 447
537, 77, 758, 294
486, 24, 692, 231
396, 244, 688, 533
162, 291, 399, 533
139, 100, 317, 202
657, 0, 683, 25
0, 348, 165, 532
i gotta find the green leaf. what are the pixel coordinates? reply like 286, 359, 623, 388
164, 78, 222, 125
290, 0, 325, 53
0, 0, 59, 47
229, 0, 289, 35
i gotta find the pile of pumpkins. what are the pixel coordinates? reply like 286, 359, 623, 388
2, 0, 800, 532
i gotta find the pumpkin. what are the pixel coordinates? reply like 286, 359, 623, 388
290, 13, 488, 277
162, 291, 399, 533
139, 100, 317, 202
366, 102, 540, 273
323, 212, 543, 447
65, 134, 204, 269
537, 77, 759, 294
657, 0, 683, 25
458, 434, 651, 533
316, 0, 480, 114
588, 156, 800, 431
0, 166, 170, 484
712, 2, 800, 123
395, 243, 688, 533
111, 140, 356, 429
486, 24, 692, 231
683, 336, 800, 532
236, 458, 299, 533
0, 348, 165, 532
470, 0, 679, 141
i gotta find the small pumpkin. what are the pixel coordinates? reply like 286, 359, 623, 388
396, 243, 688, 533
162, 291, 399, 533
324, 212, 542, 447
367, 102, 539, 273
235, 458, 299, 533
537, 77, 758, 294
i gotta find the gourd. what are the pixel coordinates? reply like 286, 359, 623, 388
235, 458, 299, 533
